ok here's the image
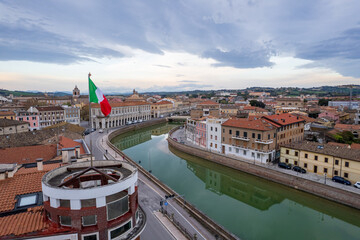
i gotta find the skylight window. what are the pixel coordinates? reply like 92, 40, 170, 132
18, 195, 37, 207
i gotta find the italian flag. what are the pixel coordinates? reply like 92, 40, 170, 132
88, 74, 112, 116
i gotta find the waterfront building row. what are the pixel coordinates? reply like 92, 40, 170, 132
185, 113, 305, 164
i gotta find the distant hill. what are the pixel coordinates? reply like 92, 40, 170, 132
0, 89, 44, 97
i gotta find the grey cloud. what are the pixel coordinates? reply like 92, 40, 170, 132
153, 64, 171, 68
202, 48, 275, 68
178, 80, 198, 83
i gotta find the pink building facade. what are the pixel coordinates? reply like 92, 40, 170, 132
318, 111, 339, 122
195, 120, 207, 148
16, 111, 40, 131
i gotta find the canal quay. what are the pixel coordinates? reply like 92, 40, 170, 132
111, 122, 360, 240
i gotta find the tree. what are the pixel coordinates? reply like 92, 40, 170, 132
318, 98, 329, 106
249, 100, 265, 108
80, 105, 89, 121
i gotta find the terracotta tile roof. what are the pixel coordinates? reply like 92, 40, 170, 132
0, 119, 29, 127
91, 101, 149, 108
0, 206, 50, 237
222, 118, 275, 131
35, 106, 64, 111
0, 172, 45, 212
197, 100, 219, 105
351, 143, 360, 150
152, 100, 173, 105
0, 145, 57, 165
334, 124, 360, 131
0, 111, 15, 116
16, 163, 61, 175
263, 113, 305, 127
327, 142, 350, 148
282, 141, 360, 162
291, 113, 317, 123
58, 136, 85, 154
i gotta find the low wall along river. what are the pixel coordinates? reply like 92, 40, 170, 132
109, 122, 360, 240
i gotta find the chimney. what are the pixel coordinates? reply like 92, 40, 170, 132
36, 158, 43, 171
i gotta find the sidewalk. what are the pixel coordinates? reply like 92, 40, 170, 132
96, 129, 217, 240
153, 211, 187, 240
171, 128, 360, 195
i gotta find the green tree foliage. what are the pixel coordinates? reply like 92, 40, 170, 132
318, 98, 329, 106
80, 105, 89, 121
249, 100, 265, 108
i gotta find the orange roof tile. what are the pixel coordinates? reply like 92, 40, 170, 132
351, 143, 360, 150
58, 136, 85, 154
263, 113, 305, 127
152, 101, 173, 105
327, 142, 350, 148
197, 100, 219, 105
0, 111, 15, 116
0, 145, 57, 165
334, 124, 360, 131
222, 118, 275, 131
0, 206, 50, 237
0, 171, 45, 212
16, 163, 61, 175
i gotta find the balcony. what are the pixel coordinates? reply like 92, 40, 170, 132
232, 135, 250, 141
255, 139, 273, 144
253, 148, 273, 154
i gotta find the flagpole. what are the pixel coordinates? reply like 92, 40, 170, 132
88, 72, 93, 167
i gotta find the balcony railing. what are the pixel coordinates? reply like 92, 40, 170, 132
232, 135, 250, 141
255, 139, 273, 144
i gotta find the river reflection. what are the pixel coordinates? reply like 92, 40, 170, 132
112, 123, 360, 240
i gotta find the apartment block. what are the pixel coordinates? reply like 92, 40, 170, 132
280, 141, 360, 184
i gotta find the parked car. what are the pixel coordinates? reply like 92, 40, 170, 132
138, 119, 143, 123
332, 176, 351, 185
99, 129, 104, 133
278, 162, 291, 169
126, 121, 133, 125
354, 182, 360, 188
83, 129, 91, 136
292, 166, 306, 174
133, 120, 138, 124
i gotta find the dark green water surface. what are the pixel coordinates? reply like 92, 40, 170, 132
111, 123, 360, 240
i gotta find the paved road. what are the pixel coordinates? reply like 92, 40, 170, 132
86, 123, 219, 240
172, 128, 360, 195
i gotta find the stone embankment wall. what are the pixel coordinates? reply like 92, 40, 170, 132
107, 120, 238, 240
167, 127, 360, 210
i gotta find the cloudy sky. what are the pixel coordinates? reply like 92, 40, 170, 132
0, 0, 359, 93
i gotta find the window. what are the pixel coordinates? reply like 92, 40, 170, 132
18, 195, 37, 207
345, 162, 349, 167
257, 134, 261, 140
236, 130, 240, 136
257, 153, 260, 158
334, 170, 338, 176
285, 159, 289, 163
295, 151, 298, 157
229, 129, 232, 134
222, 128, 224, 133
215, 136, 217, 140
243, 150, 246, 155
106, 192, 129, 221
325, 157, 328, 163
268, 134, 270, 139
335, 160, 339, 165
60, 199, 70, 208
82, 215, 97, 226
251, 152, 255, 157
252, 133, 255, 138
211, 127, 213, 131
305, 153, 308, 158
315, 155, 318, 161
81, 198, 96, 208
210, 143, 213, 147
324, 168, 328, 173
304, 163, 307, 168
60, 216, 72, 226
215, 144, 217, 148
244, 132, 247, 137
228, 147, 232, 152
295, 161, 298, 165
286, 150, 289, 154
344, 172, 349, 178
110, 221, 132, 239
215, 127, 217, 132
236, 148, 239, 153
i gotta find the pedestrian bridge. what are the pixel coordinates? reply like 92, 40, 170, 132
166, 116, 190, 122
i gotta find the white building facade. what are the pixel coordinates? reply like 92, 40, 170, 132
91, 102, 151, 129
63, 106, 81, 125
206, 118, 228, 153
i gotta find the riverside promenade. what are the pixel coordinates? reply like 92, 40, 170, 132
85, 120, 239, 240
169, 126, 360, 210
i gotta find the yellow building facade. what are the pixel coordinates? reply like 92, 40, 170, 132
280, 141, 360, 184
